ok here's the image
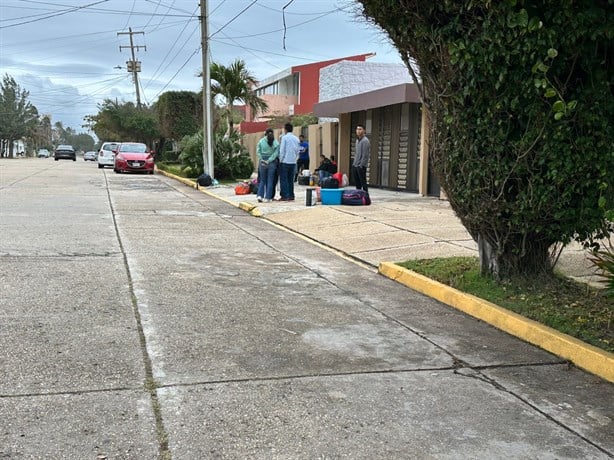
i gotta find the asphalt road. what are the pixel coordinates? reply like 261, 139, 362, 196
1, 159, 612, 459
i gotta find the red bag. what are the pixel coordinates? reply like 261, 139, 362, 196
332, 172, 343, 184
234, 182, 250, 195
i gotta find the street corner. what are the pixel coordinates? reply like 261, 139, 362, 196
378, 261, 614, 383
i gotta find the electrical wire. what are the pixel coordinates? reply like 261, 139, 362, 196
143, 6, 199, 90
153, 46, 201, 99
209, 0, 258, 39
120, 0, 136, 31
0, 0, 110, 29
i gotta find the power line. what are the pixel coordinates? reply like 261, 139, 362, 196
0, 0, 110, 29
209, 0, 258, 39
143, 5, 199, 90
153, 47, 200, 99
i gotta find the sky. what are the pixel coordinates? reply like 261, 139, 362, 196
0, 0, 403, 134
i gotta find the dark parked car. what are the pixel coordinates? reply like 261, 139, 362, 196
54, 145, 76, 161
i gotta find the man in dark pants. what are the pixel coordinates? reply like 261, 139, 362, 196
352, 124, 370, 192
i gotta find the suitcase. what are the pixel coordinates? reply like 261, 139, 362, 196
297, 175, 310, 185
342, 189, 371, 206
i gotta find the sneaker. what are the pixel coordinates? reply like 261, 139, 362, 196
257, 196, 263, 203
264, 198, 272, 203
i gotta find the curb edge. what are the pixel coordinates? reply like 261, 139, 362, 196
378, 261, 614, 383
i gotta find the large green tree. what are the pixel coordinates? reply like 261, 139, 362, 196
209, 59, 268, 134
0, 74, 39, 158
358, 0, 614, 278
154, 91, 202, 156
155, 91, 202, 140
87, 99, 159, 147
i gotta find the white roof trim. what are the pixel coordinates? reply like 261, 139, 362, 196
255, 68, 294, 89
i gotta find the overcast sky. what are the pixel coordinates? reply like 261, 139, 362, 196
0, 0, 403, 133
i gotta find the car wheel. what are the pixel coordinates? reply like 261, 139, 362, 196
55, 158, 58, 161
98, 164, 103, 169
114, 168, 120, 173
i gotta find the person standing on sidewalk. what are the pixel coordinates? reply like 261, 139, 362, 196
256, 129, 279, 202
278, 123, 300, 201
295, 134, 310, 181
353, 124, 370, 192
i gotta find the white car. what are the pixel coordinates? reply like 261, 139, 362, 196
83, 150, 97, 161
37, 149, 50, 158
97, 142, 119, 168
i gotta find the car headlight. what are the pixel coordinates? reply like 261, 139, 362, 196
115, 154, 125, 161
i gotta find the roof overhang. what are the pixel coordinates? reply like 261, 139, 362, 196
255, 68, 294, 89
313, 83, 421, 117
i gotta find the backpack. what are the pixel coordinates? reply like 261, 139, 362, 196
197, 173, 212, 187
342, 189, 371, 206
320, 177, 339, 189
234, 181, 250, 195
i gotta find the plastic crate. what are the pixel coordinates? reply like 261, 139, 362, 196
320, 188, 343, 205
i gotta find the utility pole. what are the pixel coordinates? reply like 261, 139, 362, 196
200, 0, 214, 177
118, 27, 146, 108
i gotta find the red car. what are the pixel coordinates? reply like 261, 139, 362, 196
113, 142, 155, 174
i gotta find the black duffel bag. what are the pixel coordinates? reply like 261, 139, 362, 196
320, 177, 339, 189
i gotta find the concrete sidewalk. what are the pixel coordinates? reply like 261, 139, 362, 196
188, 177, 600, 286
160, 173, 612, 382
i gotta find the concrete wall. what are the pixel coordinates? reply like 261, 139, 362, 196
319, 61, 412, 103
243, 123, 336, 176
254, 95, 299, 121
242, 114, 434, 197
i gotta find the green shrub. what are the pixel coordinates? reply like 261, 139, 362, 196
214, 130, 254, 180
590, 248, 614, 298
177, 130, 254, 179
178, 131, 204, 176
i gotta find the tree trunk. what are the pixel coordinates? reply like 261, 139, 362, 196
478, 234, 499, 278
477, 232, 553, 279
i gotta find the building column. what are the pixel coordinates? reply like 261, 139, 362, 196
338, 113, 351, 177
418, 107, 429, 196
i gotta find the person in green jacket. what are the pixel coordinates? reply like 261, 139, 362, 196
256, 128, 279, 202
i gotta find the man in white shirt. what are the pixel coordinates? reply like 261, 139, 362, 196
278, 122, 300, 201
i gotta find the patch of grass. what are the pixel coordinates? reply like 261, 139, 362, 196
156, 162, 195, 178
397, 257, 614, 353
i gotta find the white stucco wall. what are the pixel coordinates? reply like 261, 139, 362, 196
319, 61, 413, 103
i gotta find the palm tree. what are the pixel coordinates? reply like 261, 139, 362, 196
209, 59, 268, 135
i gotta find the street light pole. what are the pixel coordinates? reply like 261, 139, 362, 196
200, 0, 214, 178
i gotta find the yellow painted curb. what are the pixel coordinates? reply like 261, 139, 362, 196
156, 169, 246, 209
156, 168, 198, 188
379, 261, 614, 383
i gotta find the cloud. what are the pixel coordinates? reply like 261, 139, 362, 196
0, 0, 403, 134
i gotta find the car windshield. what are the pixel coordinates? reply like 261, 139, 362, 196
120, 143, 147, 153
103, 143, 118, 151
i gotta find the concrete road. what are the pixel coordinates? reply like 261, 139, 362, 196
1, 159, 612, 459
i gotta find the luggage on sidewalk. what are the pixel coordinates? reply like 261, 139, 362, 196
342, 189, 371, 206
320, 177, 339, 189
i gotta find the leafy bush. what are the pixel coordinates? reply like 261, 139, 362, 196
214, 131, 254, 180
590, 248, 614, 298
178, 130, 204, 176
177, 129, 254, 179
